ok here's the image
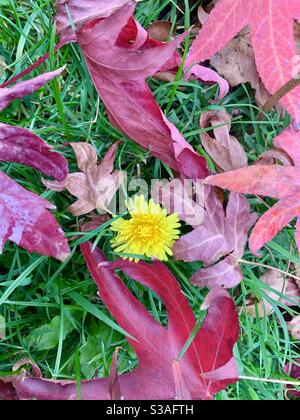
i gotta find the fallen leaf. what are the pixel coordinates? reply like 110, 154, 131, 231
24, 313, 75, 351
55, 1, 229, 179
0, 244, 239, 400
79, 213, 111, 233
151, 178, 204, 227
206, 127, 300, 255
200, 109, 247, 171
280, 277, 300, 307
0, 315, 5, 340
44, 142, 123, 216
197, 6, 270, 108
187, 0, 300, 124
0, 123, 68, 181
0, 56, 6, 79
0, 172, 70, 261
0, 68, 65, 112
183, 63, 229, 102
55, 0, 132, 37
75, 3, 208, 178
172, 188, 257, 288
193, 255, 244, 290
254, 148, 293, 166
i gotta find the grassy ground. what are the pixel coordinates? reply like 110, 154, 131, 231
0, 0, 299, 400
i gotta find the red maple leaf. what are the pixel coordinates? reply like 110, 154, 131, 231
206, 127, 300, 255
187, 0, 300, 124
0, 243, 239, 400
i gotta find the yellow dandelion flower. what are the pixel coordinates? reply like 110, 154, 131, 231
110, 195, 181, 262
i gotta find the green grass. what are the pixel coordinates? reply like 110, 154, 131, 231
0, 0, 299, 400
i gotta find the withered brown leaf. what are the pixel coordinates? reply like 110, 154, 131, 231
200, 109, 247, 172
44, 142, 124, 216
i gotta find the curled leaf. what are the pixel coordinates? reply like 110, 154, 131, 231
0, 172, 70, 261
0, 123, 68, 181
0, 67, 65, 112
109, 348, 123, 400
200, 109, 247, 172
55, 0, 132, 37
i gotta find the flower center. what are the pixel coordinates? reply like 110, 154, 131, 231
133, 216, 163, 243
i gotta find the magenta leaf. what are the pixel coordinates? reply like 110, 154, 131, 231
187, 0, 300, 124
75, 3, 208, 178
173, 189, 257, 288
43, 142, 123, 216
0, 123, 68, 181
0, 68, 65, 112
0, 244, 239, 400
191, 255, 243, 289
55, 0, 131, 37
0, 172, 70, 261
108, 348, 123, 400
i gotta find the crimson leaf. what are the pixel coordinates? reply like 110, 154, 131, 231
0, 244, 239, 400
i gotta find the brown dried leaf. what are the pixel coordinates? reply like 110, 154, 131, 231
44, 142, 124, 216
254, 148, 293, 166
210, 28, 270, 107
200, 109, 247, 172
196, 7, 269, 107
